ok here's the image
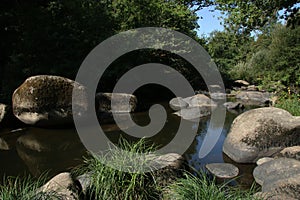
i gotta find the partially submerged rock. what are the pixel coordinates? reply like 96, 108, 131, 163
223, 102, 244, 110
223, 107, 300, 163
12, 75, 87, 127
205, 163, 239, 179
173, 107, 211, 120
170, 94, 216, 120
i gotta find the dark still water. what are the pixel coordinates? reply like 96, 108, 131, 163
0, 103, 256, 188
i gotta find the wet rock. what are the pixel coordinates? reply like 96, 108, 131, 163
12, 75, 87, 127
253, 158, 300, 199
39, 172, 79, 200
277, 146, 300, 161
223, 107, 300, 163
169, 97, 188, 111
205, 163, 239, 179
256, 157, 274, 166
236, 91, 272, 105
223, 102, 244, 110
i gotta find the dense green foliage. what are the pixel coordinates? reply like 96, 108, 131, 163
0, 0, 299, 105
0, 0, 199, 103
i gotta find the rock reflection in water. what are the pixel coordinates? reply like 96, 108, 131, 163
16, 128, 87, 177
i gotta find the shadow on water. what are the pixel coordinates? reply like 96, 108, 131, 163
0, 102, 256, 188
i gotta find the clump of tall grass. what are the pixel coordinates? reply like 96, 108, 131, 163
0, 175, 59, 200
275, 94, 300, 116
162, 171, 260, 200
72, 138, 161, 200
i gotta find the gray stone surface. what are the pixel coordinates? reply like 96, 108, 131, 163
277, 146, 300, 161
223, 107, 300, 163
169, 97, 188, 111
170, 94, 216, 120
254, 192, 298, 200
173, 106, 211, 120
236, 91, 271, 105
223, 102, 244, 110
256, 157, 274, 166
206, 163, 239, 179
253, 158, 300, 199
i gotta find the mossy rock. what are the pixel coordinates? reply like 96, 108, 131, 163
12, 75, 87, 127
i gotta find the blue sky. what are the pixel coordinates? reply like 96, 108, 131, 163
196, 6, 224, 37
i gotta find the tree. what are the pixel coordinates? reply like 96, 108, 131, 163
206, 30, 253, 82
0, 0, 200, 102
212, 0, 299, 34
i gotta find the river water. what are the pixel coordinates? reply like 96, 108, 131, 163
0, 102, 256, 188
